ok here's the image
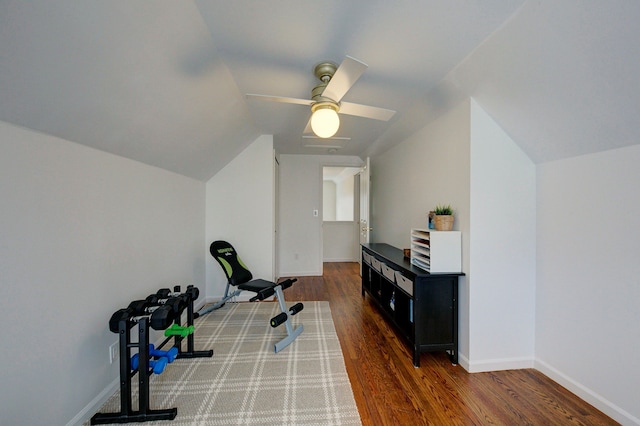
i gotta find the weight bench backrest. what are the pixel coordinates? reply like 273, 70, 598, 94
210, 240, 253, 286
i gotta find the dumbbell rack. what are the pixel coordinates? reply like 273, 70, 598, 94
91, 287, 212, 425
163, 291, 214, 360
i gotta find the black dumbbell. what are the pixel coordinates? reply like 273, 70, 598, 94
109, 302, 175, 333
109, 308, 133, 333
150, 304, 174, 330
128, 299, 152, 315
185, 285, 199, 301
156, 288, 172, 298
145, 293, 160, 305
163, 295, 187, 315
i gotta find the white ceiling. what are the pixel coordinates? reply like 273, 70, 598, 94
1, 1, 639, 181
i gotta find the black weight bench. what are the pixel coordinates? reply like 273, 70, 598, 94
196, 240, 303, 353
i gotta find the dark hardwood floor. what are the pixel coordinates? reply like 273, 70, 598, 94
284, 262, 616, 425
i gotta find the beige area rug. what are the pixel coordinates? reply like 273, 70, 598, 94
89, 301, 361, 425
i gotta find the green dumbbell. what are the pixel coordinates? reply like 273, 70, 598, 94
164, 323, 194, 337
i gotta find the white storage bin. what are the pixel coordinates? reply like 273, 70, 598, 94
380, 263, 396, 282
394, 271, 413, 296
362, 251, 372, 265
370, 257, 382, 272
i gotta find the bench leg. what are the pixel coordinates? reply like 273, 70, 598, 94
196, 283, 242, 317
272, 285, 304, 353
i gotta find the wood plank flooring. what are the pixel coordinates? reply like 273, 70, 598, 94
283, 262, 616, 425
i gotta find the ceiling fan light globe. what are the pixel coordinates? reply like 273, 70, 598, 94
311, 107, 340, 138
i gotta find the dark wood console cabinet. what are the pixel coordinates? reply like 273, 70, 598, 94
361, 243, 463, 367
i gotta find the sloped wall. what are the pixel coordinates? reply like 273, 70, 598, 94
0, 121, 205, 425
536, 145, 640, 425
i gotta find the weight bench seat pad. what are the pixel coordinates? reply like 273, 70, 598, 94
237, 279, 277, 293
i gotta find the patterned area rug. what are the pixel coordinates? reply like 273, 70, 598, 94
89, 301, 361, 425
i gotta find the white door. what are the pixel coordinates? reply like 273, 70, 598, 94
273, 154, 279, 280
358, 158, 371, 273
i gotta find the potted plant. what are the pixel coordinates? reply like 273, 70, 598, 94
433, 204, 454, 231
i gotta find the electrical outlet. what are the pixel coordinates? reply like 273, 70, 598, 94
109, 342, 119, 364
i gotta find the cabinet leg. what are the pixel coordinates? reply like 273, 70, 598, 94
413, 348, 420, 367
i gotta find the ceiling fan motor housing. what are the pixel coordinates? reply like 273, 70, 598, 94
311, 83, 338, 109
312, 62, 339, 107
313, 61, 338, 82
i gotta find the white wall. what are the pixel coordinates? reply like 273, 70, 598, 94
468, 100, 536, 371
371, 100, 471, 357
322, 180, 337, 220
0, 121, 205, 426
205, 135, 275, 300
336, 175, 355, 221
536, 144, 640, 425
278, 155, 363, 276
371, 101, 471, 247
323, 222, 359, 262
323, 175, 355, 221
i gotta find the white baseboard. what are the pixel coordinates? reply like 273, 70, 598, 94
457, 352, 470, 371
446, 352, 534, 373
278, 270, 322, 277
323, 258, 358, 262
66, 377, 119, 426
465, 355, 535, 373
535, 358, 639, 425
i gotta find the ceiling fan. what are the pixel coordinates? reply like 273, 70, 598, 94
246, 56, 396, 138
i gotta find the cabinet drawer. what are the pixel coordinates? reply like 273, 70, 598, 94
394, 271, 413, 296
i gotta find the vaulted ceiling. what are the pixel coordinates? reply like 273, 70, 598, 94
2, 1, 639, 181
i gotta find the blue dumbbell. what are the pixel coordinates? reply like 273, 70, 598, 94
149, 344, 178, 363
131, 353, 168, 374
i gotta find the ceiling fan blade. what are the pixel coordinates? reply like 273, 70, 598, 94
246, 93, 313, 106
339, 101, 396, 121
304, 144, 343, 149
322, 56, 368, 102
302, 135, 351, 141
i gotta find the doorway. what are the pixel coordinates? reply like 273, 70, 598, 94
321, 165, 364, 263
